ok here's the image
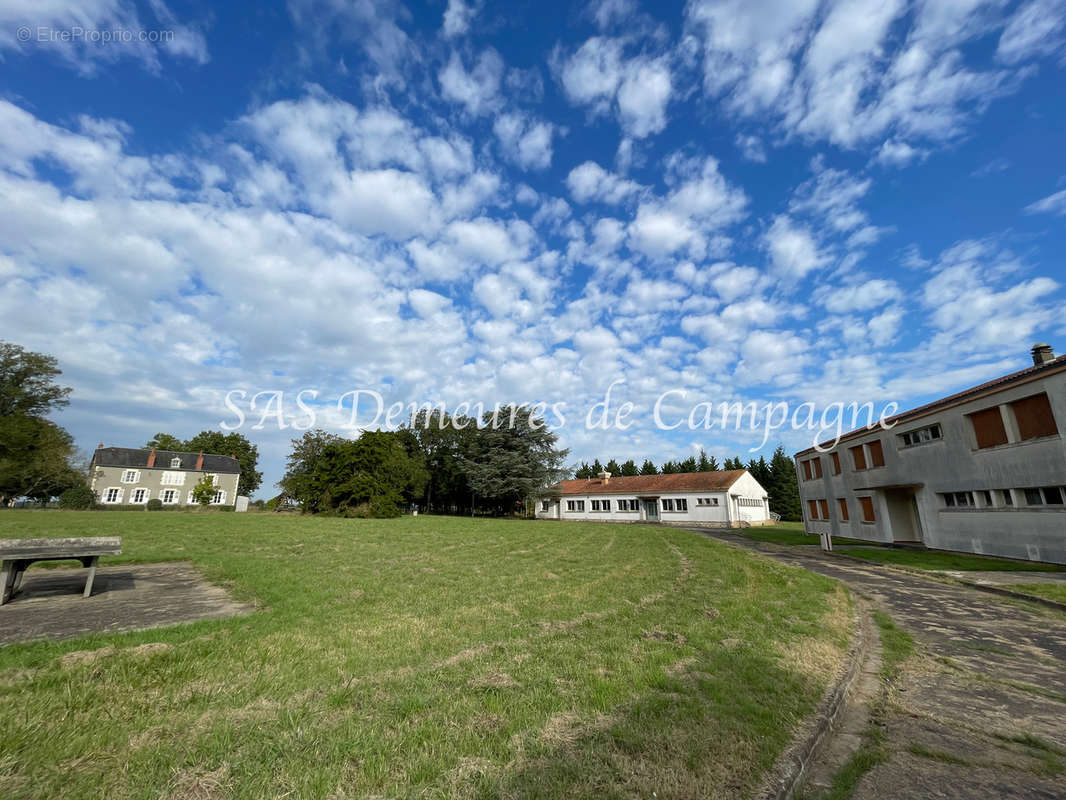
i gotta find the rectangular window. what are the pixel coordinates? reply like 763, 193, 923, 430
161, 471, 186, 486
807, 499, 818, 520
899, 424, 943, 448
662, 499, 675, 511
1024, 488, 1043, 506
868, 440, 885, 468
979, 490, 993, 507
837, 498, 849, 521
131, 488, 149, 504
1002, 489, 1013, 506
591, 499, 611, 512
566, 500, 586, 512
619, 499, 639, 511
850, 445, 867, 471
1010, 393, 1058, 441
121, 469, 140, 483
1042, 486, 1063, 505
104, 487, 122, 504
802, 460, 812, 480
942, 491, 974, 507
541, 500, 550, 512
831, 452, 841, 475
161, 489, 179, 504
859, 496, 875, 522
818, 499, 829, 519
676, 499, 688, 512
212, 491, 226, 505
813, 458, 823, 479
969, 406, 1008, 449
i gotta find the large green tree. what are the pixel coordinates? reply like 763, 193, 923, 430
0, 342, 81, 504
768, 445, 802, 521
463, 405, 569, 513
278, 429, 342, 512
638, 459, 658, 475
618, 459, 639, 476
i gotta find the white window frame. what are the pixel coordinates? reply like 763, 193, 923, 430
212, 490, 227, 505
161, 489, 179, 505
103, 487, 123, 504
676, 498, 688, 512
131, 488, 150, 504
170, 457, 182, 468
121, 469, 140, 484
161, 471, 185, 486
662, 499, 675, 512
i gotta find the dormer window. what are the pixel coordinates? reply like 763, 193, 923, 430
170, 457, 182, 468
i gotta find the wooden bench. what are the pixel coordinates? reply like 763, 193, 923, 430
0, 537, 122, 605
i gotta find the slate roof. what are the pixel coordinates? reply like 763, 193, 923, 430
91, 447, 241, 474
551, 470, 746, 496
795, 352, 1066, 457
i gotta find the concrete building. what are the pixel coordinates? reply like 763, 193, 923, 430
795, 344, 1066, 564
89, 446, 241, 508
537, 470, 772, 526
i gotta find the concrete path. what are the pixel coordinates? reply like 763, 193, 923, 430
696, 531, 1066, 799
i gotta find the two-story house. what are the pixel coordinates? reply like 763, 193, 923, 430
795, 344, 1066, 564
89, 446, 241, 508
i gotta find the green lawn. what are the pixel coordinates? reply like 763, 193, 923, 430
0, 512, 851, 800
739, 523, 869, 548
835, 548, 1066, 573
1002, 584, 1066, 604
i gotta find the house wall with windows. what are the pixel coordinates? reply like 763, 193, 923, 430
89, 446, 241, 508
795, 345, 1066, 564
537, 470, 771, 527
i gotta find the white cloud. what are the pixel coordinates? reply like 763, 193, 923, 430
442, 0, 477, 38
616, 57, 673, 137
1024, 188, 1066, 216
493, 113, 556, 170
735, 134, 767, 162
873, 139, 927, 168
439, 49, 504, 116
997, 0, 1066, 64
763, 215, 827, 278
566, 161, 642, 204
820, 279, 901, 313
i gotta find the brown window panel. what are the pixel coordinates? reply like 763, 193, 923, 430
831, 452, 841, 475
1010, 393, 1058, 441
818, 499, 829, 519
802, 460, 812, 481
968, 406, 1008, 449
850, 445, 867, 470
838, 498, 849, 521
859, 496, 875, 522
813, 457, 823, 478
807, 499, 818, 520
868, 439, 885, 468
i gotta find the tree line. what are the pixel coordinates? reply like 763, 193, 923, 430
278, 407, 570, 518
572, 446, 801, 521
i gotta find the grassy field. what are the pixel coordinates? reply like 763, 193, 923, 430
0, 512, 851, 800
739, 523, 868, 548
1002, 584, 1066, 604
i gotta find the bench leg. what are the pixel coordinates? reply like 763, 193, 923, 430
0, 560, 13, 606
83, 556, 99, 598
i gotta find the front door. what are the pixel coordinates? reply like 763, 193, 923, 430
643, 499, 659, 521
884, 489, 923, 543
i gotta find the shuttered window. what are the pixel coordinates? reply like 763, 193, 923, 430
818, 499, 829, 519
850, 445, 866, 470
831, 452, 841, 475
1009, 393, 1058, 441
802, 460, 812, 480
868, 440, 885, 468
813, 458, 823, 478
968, 406, 1008, 449
807, 499, 818, 520
859, 496, 875, 522
838, 498, 849, 521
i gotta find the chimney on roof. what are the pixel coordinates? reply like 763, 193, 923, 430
598, 471, 611, 485
1032, 343, 1055, 366
195, 451, 204, 470
97, 442, 104, 449
146, 448, 156, 468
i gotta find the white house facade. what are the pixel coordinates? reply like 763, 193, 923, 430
795, 344, 1066, 564
537, 470, 772, 527
89, 446, 242, 509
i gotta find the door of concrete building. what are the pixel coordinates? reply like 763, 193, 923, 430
884, 488, 923, 543
642, 499, 660, 521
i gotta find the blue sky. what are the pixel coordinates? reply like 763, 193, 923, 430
2, 0, 1065, 496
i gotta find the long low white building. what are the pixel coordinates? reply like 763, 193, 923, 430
795, 343, 1066, 564
537, 470, 772, 526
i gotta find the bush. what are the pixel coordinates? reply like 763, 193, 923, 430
146, 498, 163, 511
58, 486, 95, 510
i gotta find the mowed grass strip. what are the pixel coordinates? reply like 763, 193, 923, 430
0, 512, 851, 800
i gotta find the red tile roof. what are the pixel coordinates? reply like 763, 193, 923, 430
795, 353, 1066, 457
551, 470, 746, 496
